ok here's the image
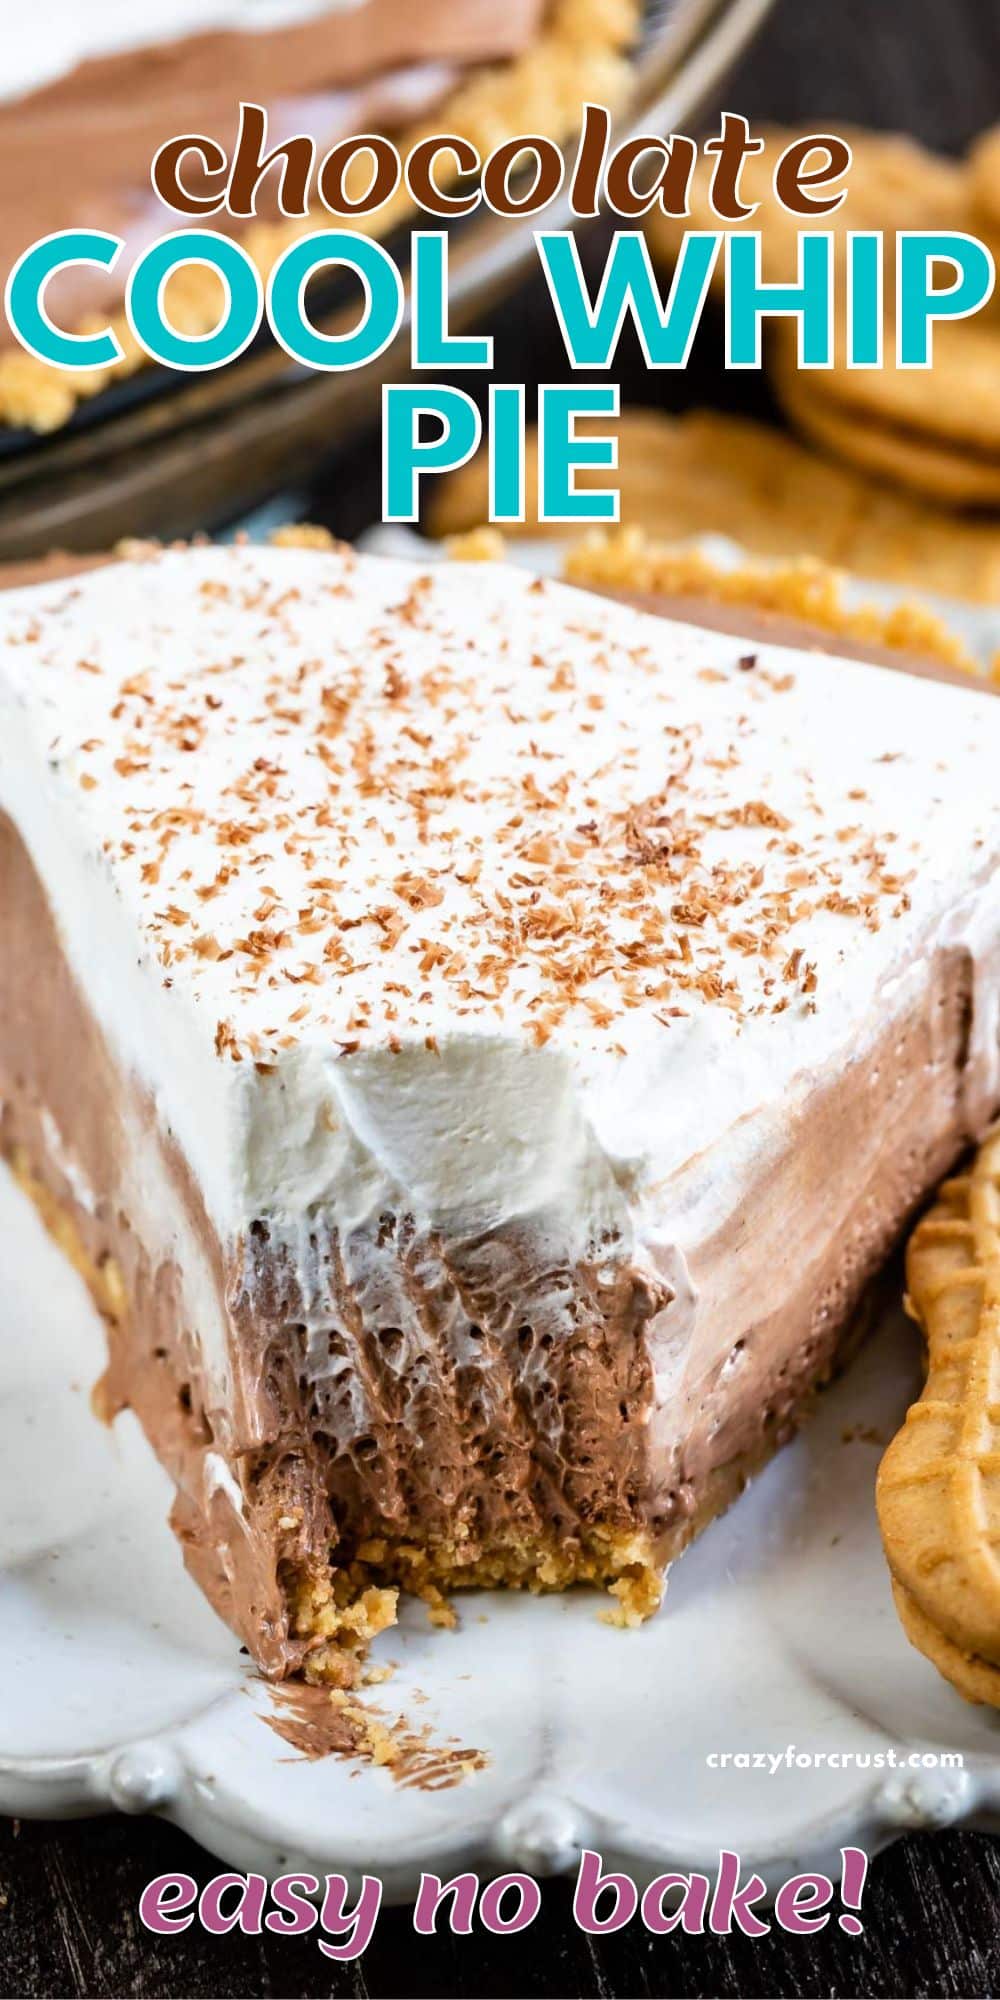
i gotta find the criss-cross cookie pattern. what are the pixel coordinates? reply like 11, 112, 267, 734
891, 1577, 1000, 1706
878, 1123, 1000, 1670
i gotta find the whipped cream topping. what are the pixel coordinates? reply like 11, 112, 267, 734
3, 542, 1000, 1284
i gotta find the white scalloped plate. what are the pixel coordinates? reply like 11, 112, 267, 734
4, 1161, 1000, 1898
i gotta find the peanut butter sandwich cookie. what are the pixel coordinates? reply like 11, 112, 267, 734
878, 1125, 1000, 1706
772, 322, 1000, 511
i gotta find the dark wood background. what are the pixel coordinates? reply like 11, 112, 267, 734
3, 0, 1000, 1993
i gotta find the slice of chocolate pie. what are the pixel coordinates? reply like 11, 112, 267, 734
3, 539, 1000, 1682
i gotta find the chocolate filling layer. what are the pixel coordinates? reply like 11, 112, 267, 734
0, 810, 668, 1671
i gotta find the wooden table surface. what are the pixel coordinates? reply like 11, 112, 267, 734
3, 0, 999, 1994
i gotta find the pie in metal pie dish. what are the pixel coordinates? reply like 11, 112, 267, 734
0, 0, 639, 434
879, 1125, 1000, 1707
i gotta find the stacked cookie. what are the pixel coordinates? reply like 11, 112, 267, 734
0, 0, 640, 435
878, 1127, 1000, 1706
647, 124, 1000, 509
